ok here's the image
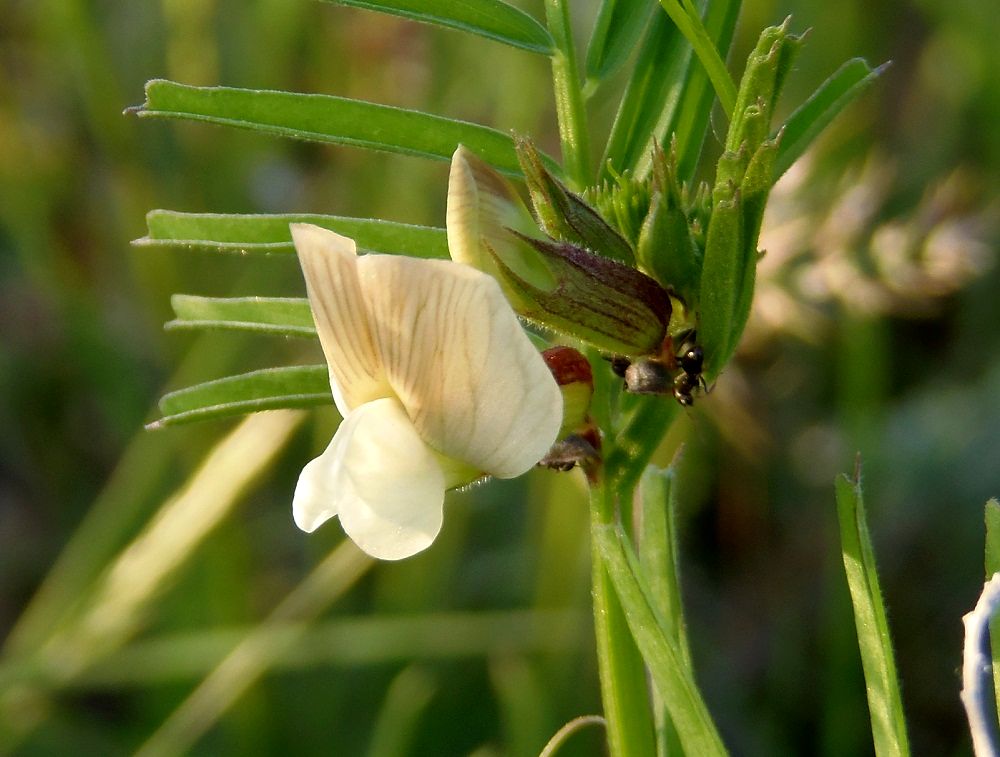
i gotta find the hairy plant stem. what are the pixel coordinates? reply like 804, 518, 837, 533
544, 0, 591, 188
590, 472, 657, 757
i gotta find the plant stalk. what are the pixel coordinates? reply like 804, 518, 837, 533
544, 0, 591, 188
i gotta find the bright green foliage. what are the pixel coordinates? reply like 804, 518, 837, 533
155, 366, 333, 427
139, 211, 448, 258
328, 0, 554, 54
594, 522, 726, 756
835, 466, 911, 757
134, 80, 538, 176
168, 296, 317, 338
773, 58, 887, 180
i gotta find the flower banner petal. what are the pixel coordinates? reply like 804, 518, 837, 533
295, 397, 447, 559
291, 224, 392, 413
357, 255, 563, 478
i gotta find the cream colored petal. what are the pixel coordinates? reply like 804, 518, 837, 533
290, 223, 391, 414
293, 398, 446, 560
356, 254, 563, 478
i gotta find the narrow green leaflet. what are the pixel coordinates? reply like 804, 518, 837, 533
136, 211, 448, 258
153, 366, 333, 428
656, 0, 736, 117
671, 0, 741, 181
601, 10, 690, 179
133, 80, 536, 176
773, 58, 886, 180
585, 0, 656, 83
168, 296, 316, 338
835, 466, 911, 757
594, 523, 727, 756
637, 464, 692, 756
984, 498, 1000, 709
327, 0, 553, 54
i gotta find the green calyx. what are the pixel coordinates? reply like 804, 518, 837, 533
489, 233, 671, 357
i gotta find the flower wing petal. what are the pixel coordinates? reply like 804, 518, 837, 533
358, 255, 563, 478
293, 397, 446, 560
291, 223, 391, 414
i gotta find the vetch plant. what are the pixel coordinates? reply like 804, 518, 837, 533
128, 1, 899, 754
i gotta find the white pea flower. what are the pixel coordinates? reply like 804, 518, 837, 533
290, 224, 563, 560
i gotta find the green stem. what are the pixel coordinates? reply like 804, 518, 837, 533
544, 0, 591, 188
590, 475, 657, 757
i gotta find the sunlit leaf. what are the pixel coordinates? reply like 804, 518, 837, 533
153, 366, 333, 428
133, 80, 546, 176
327, 0, 553, 54
168, 296, 316, 338
835, 464, 911, 757
773, 58, 887, 180
136, 211, 449, 258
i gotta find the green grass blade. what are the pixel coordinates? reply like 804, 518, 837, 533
600, 10, 690, 179
594, 523, 727, 756
327, 0, 553, 54
133, 80, 537, 176
835, 464, 911, 757
773, 58, 887, 180
656, 0, 736, 118
984, 498, 1000, 709
168, 296, 316, 338
154, 365, 333, 428
585, 0, 657, 83
136, 211, 449, 258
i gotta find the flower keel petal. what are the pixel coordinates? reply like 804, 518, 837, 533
294, 397, 447, 560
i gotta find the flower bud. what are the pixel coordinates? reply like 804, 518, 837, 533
491, 233, 671, 357
542, 345, 594, 438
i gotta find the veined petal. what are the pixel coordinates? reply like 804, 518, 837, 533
356, 254, 563, 478
291, 224, 391, 414
293, 397, 446, 560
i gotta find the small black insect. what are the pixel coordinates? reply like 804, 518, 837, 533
671, 335, 707, 406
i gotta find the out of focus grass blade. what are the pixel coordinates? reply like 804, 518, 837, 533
154, 366, 332, 428
133, 81, 538, 176
600, 10, 690, 179
136, 211, 449, 258
585, 0, 656, 83
984, 499, 1000, 708
368, 667, 437, 757
594, 523, 726, 756
168, 296, 316, 338
835, 463, 911, 757
327, 0, 554, 54
0, 412, 305, 751
773, 58, 886, 180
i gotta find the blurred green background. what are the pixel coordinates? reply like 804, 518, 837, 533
1, 0, 998, 754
